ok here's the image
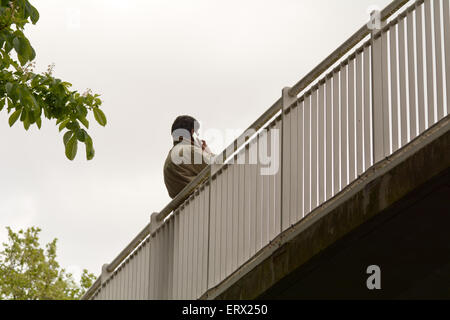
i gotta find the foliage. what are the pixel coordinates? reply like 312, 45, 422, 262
0, 226, 96, 300
0, 0, 107, 160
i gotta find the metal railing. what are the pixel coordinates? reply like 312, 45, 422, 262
82, 0, 449, 299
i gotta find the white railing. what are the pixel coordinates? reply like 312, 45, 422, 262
83, 0, 449, 300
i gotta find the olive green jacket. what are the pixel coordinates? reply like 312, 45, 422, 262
163, 142, 214, 199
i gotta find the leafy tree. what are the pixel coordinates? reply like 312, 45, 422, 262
0, 226, 96, 300
0, 0, 107, 160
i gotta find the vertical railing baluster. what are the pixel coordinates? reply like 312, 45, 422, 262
444, 0, 450, 117
407, 9, 418, 140
281, 88, 296, 230
371, 11, 387, 163
433, 0, 445, 121
424, 0, 435, 128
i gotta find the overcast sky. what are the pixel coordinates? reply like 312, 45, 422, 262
0, 0, 392, 282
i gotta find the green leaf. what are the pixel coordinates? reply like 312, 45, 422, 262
29, 45, 36, 61
0, 98, 5, 112
17, 54, 28, 66
61, 82, 72, 89
8, 109, 22, 127
93, 108, 107, 126
65, 135, 78, 161
31, 75, 40, 88
63, 131, 73, 145
22, 110, 32, 130
78, 116, 89, 129
13, 36, 32, 65
6, 98, 13, 112
5, 82, 14, 95
20, 107, 27, 121
18, 86, 34, 108
54, 84, 66, 97
59, 119, 70, 132
36, 117, 41, 129
76, 129, 86, 142
28, 109, 36, 124
23, 114, 31, 130
30, 95, 39, 111
66, 122, 80, 131
85, 135, 95, 160
27, 2, 40, 24
4, 33, 14, 53
76, 104, 87, 117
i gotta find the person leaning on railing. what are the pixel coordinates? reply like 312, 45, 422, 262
163, 115, 215, 199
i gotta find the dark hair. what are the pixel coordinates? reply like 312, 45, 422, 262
171, 115, 199, 135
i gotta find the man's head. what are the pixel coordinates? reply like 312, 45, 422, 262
171, 115, 200, 145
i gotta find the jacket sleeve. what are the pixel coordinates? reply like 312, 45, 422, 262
191, 145, 215, 174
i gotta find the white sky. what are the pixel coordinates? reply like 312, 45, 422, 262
0, 0, 391, 282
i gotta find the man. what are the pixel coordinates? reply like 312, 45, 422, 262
163, 115, 215, 199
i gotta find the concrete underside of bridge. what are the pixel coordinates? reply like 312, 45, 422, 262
208, 117, 450, 300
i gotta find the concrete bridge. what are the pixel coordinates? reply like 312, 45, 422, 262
83, 0, 450, 300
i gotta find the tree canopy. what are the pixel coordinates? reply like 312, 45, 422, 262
0, 226, 96, 300
0, 0, 107, 160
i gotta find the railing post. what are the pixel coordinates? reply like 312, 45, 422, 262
150, 211, 161, 235
280, 88, 296, 231
205, 174, 213, 297
370, 10, 388, 164
148, 213, 153, 299
149, 211, 162, 299
282, 87, 297, 111
101, 263, 111, 285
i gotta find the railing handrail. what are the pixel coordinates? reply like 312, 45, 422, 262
82, 0, 410, 300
